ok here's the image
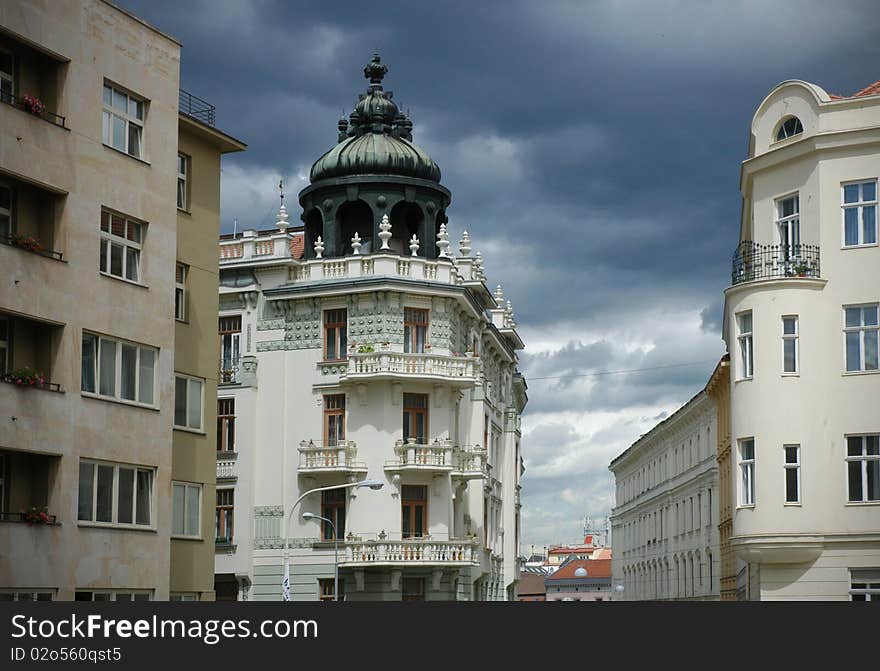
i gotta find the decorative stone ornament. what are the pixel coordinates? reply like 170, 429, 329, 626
494, 284, 504, 303
314, 236, 324, 258
351, 232, 362, 255
474, 251, 484, 279
276, 204, 290, 233
459, 230, 471, 257
437, 223, 450, 258
409, 234, 420, 256
378, 214, 392, 249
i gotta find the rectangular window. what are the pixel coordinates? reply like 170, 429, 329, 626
75, 591, 151, 602
739, 438, 755, 506
0, 315, 8, 375
401, 484, 427, 539
402, 393, 428, 443
0, 183, 12, 240
172, 481, 201, 537
782, 316, 798, 374
175, 263, 187, 321
318, 578, 344, 602
217, 398, 235, 453
844, 305, 879, 372
784, 445, 801, 504
323, 394, 345, 447
850, 569, 880, 601
323, 309, 347, 361
737, 312, 753, 379
100, 209, 143, 283
401, 577, 425, 601
0, 590, 54, 601
843, 180, 877, 247
170, 593, 198, 601
77, 460, 154, 528
81, 332, 156, 406
321, 489, 345, 541
174, 374, 204, 431
775, 193, 800, 262
216, 489, 234, 543
102, 82, 145, 159
403, 308, 429, 354
846, 435, 880, 503
0, 49, 13, 105
177, 154, 188, 210
219, 315, 242, 382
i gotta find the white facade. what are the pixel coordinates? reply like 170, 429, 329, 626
723, 79, 880, 600
214, 212, 527, 600
609, 391, 720, 600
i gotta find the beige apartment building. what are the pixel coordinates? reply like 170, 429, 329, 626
0, 0, 243, 601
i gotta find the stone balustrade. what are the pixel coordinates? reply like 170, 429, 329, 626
343, 351, 480, 385
287, 252, 457, 286
216, 456, 237, 481
452, 445, 488, 479
339, 538, 480, 566
298, 440, 366, 474
385, 439, 453, 472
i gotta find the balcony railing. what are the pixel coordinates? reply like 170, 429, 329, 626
452, 445, 488, 479
298, 440, 366, 474
217, 454, 237, 481
731, 241, 821, 286
1, 371, 62, 393
339, 538, 480, 567
1, 234, 64, 261
0, 511, 58, 525
179, 88, 216, 126
219, 358, 240, 385
0, 92, 66, 128
343, 351, 480, 384
385, 439, 453, 472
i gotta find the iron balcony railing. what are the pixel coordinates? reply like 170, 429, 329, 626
0, 511, 58, 524
179, 88, 216, 126
0, 92, 67, 128
1, 233, 64, 261
731, 241, 820, 286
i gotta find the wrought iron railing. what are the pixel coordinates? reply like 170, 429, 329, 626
731, 241, 820, 286
1, 233, 64, 261
179, 88, 216, 126
0, 92, 66, 128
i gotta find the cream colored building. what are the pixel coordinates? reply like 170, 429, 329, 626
722, 78, 880, 601
0, 0, 243, 601
609, 387, 720, 600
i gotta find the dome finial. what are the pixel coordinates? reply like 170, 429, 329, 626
364, 52, 388, 86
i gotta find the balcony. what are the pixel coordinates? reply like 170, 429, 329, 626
731, 242, 821, 286
451, 445, 488, 480
0, 450, 61, 527
0, 313, 63, 393
0, 33, 68, 130
298, 440, 367, 475
219, 358, 240, 385
341, 351, 480, 387
0, 172, 66, 265
339, 538, 480, 567
385, 439, 453, 474
179, 88, 215, 126
216, 453, 237, 482
1, 92, 66, 128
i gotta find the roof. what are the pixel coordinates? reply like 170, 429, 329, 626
546, 559, 612, 582
852, 80, 880, 98
518, 573, 547, 596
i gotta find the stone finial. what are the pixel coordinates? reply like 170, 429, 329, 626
276, 204, 290, 233
459, 230, 471, 257
379, 213, 392, 250
474, 251, 484, 279
409, 234, 420, 257
314, 236, 324, 259
437, 223, 450, 258
494, 285, 504, 303
351, 231, 362, 255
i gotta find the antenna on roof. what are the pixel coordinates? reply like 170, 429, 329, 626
279, 179, 284, 206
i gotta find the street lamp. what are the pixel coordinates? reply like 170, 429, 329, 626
302, 512, 338, 601
282, 478, 383, 601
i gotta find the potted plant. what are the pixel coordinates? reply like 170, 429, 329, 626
21, 95, 45, 117
2, 367, 47, 388
22, 506, 52, 525
357, 343, 374, 353
794, 262, 809, 277
9, 233, 44, 253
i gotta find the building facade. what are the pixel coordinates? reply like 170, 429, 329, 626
213, 55, 527, 601
609, 389, 720, 600
544, 558, 611, 602
722, 79, 880, 600
0, 0, 242, 601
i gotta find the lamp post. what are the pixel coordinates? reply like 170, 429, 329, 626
282, 479, 383, 601
303, 512, 338, 601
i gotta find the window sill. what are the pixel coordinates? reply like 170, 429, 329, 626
1, 237, 66, 262
99, 271, 149, 290
102, 143, 150, 166
841, 242, 878, 250
175, 317, 188, 324
783, 502, 802, 507
781, 373, 800, 377
736, 504, 755, 510
81, 392, 159, 411
215, 542, 237, 554
177, 207, 191, 216
845, 501, 880, 507
321, 358, 349, 364
734, 377, 753, 384
174, 426, 206, 435
77, 521, 156, 532
843, 370, 879, 377
172, 534, 204, 542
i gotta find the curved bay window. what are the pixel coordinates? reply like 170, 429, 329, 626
401, 485, 427, 539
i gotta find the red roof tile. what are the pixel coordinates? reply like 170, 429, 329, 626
546, 558, 612, 581
517, 573, 547, 597
852, 80, 880, 98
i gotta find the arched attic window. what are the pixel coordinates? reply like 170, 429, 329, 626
775, 116, 804, 142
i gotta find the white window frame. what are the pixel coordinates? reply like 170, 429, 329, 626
849, 570, 880, 601
775, 116, 803, 142
0, 590, 55, 601
843, 304, 879, 373
842, 179, 878, 248
177, 153, 188, 210
775, 193, 800, 263
102, 82, 145, 159
172, 481, 202, 538
739, 438, 755, 507
737, 311, 754, 380
81, 331, 158, 407
77, 459, 155, 529
0, 48, 14, 104
100, 209, 144, 284
0, 182, 12, 240
784, 444, 801, 505
170, 593, 199, 601
174, 373, 205, 432
846, 435, 880, 504
782, 315, 799, 375
75, 590, 152, 602
175, 263, 187, 322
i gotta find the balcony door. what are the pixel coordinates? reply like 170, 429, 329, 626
324, 394, 345, 447
219, 316, 241, 380
776, 194, 800, 263
401, 485, 427, 539
402, 393, 428, 444
403, 308, 428, 354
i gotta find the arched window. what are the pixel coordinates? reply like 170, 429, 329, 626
776, 116, 804, 141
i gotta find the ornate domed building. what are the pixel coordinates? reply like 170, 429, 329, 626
215, 55, 527, 601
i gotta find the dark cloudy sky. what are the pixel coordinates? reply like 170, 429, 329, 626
119, 0, 880, 550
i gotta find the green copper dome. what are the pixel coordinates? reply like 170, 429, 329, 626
309, 54, 441, 184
